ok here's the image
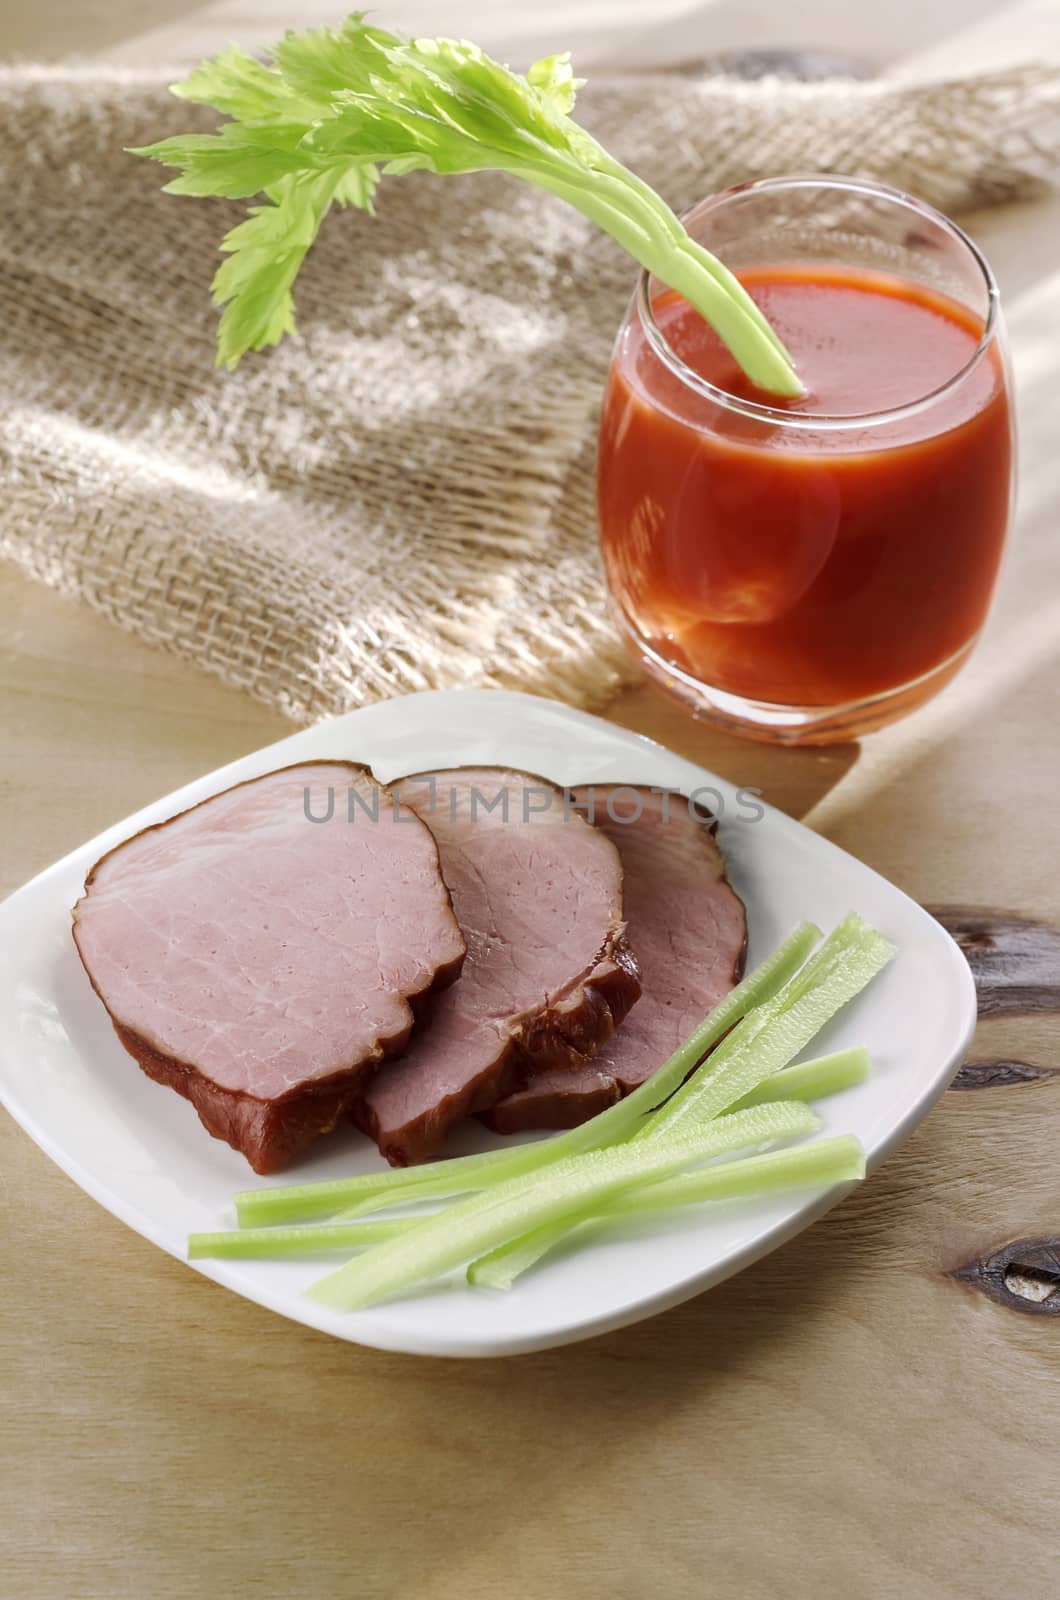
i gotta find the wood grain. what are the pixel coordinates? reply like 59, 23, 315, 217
2, 3, 1060, 1598
928, 907, 1060, 1018
951, 1057, 1060, 1087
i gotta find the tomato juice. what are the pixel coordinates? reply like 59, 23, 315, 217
598, 265, 1013, 720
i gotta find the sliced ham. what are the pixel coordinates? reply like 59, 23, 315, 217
354, 769, 641, 1165
72, 763, 466, 1173
483, 786, 746, 1134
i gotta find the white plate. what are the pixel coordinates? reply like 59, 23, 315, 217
0, 690, 975, 1357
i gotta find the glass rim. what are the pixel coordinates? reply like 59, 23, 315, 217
634, 172, 1001, 430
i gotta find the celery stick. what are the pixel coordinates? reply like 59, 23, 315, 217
469, 1135, 865, 1289
188, 1217, 408, 1260
198, 1102, 822, 1265
639, 918, 892, 1142
234, 1148, 519, 1227
625, 922, 863, 1146
592, 920, 819, 1131
133, 21, 803, 394
236, 920, 822, 1227
611, 1132, 865, 1215
306, 1107, 818, 1312
730, 1046, 870, 1111
466, 1099, 819, 1288
332, 1189, 455, 1222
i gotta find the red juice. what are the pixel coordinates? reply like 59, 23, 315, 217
598, 265, 1013, 714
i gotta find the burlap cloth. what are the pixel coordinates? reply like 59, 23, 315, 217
2, 62, 1058, 722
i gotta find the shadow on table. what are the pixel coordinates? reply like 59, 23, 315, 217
608, 680, 861, 823
319, 1196, 881, 1595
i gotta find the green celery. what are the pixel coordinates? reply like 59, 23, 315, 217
130, 15, 803, 392
467, 1098, 820, 1287
469, 1134, 865, 1289
730, 1046, 870, 1111
188, 1217, 408, 1259
612, 1132, 865, 1215
234, 1146, 520, 1227
307, 1105, 820, 1311
196, 1101, 817, 1264
637, 916, 892, 1142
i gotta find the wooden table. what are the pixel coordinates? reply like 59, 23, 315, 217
2, 4, 1058, 1597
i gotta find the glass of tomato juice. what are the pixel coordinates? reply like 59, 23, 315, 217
597, 175, 1015, 743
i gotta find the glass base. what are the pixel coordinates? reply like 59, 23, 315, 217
621, 624, 978, 746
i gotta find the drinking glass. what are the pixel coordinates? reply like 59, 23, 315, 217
597, 174, 1016, 743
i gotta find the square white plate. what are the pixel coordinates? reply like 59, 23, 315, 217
0, 689, 975, 1356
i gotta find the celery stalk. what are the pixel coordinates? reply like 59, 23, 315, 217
233, 1147, 519, 1227
592, 921, 819, 1130
131, 18, 804, 393
467, 1099, 819, 1288
306, 1108, 820, 1312
611, 1132, 865, 1215
235, 920, 822, 1228
469, 1134, 865, 1289
188, 1217, 408, 1260
638, 917, 892, 1142
730, 1046, 870, 1111
195, 1102, 817, 1265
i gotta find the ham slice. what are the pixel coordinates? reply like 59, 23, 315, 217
354, 769, 641, 1165
72, 763, 466, 1173
483, 786, 746, 1133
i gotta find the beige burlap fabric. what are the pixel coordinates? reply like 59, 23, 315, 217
1, 63, 1058, 722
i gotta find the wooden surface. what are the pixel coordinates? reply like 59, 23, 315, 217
2, 4, 1059, 1598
